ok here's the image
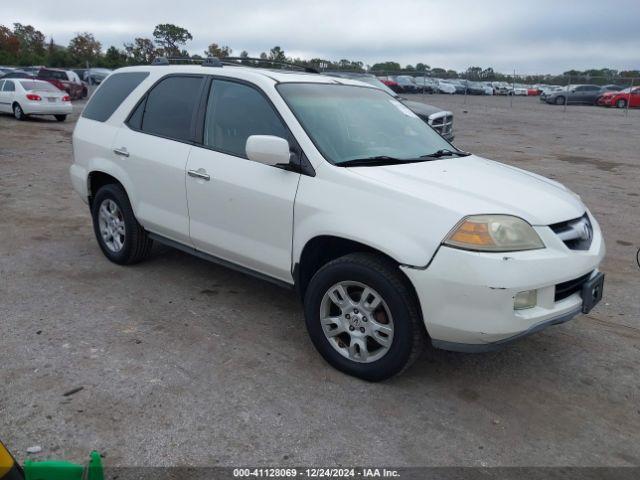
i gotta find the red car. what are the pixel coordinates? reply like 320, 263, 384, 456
36, 68, 85, 100
597, 87, 640, 108
379, 78, 401, 93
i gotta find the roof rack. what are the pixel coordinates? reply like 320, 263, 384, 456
151, 56, 223, 67
221, 57, 319, 74
150, 55, 319, 74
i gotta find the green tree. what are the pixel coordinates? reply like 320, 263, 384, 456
204, 42, 232, 58
0, 25, 20, 63
268, 46, 286, 62
68, 32, 102, 65
152, 24, 192, 57
370, 61, 401, 73
13, 23, 45, 56
102, 46, 127, 68
124, 37, 156, 64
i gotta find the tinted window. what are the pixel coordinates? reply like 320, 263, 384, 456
2, 80, 15, 92
204, 80, 288, 157
140, 76, 203, 142
82, 72, 149, 122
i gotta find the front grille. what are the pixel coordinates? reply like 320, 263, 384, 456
549, 213, 593, 250
428, 113, 454, 136
554, 272, 592, 302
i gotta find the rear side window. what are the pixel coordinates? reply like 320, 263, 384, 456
82, 72, 149, 122
203, 80, 288, 157
135, 75, 204, 142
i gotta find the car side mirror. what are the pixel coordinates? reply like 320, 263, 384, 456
246, 135, 291, 167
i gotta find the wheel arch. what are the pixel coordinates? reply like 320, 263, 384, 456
293, 235, 421, 305
88, 170, 127, 208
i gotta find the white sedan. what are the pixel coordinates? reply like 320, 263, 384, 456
0, 78, 73, 121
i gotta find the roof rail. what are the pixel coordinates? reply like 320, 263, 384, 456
149, 55, 319, 74
150, 56, 222, 67
221, 57, 319, 74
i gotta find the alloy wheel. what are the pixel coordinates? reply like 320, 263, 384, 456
319, 281, 394, 363
98, 199, 126, 253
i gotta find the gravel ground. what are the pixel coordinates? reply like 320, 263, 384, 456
1, 94, 639, 468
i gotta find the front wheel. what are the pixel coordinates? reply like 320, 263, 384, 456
555, 96, 566, 105
54, 114, 67, 122
91, 184, 153, 265
304, 253, 426, 381
616, 99, 627, 108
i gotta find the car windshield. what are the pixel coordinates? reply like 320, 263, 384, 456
20, 80, 58, 92
352, 76, 397, 96
278, 83, 453, 165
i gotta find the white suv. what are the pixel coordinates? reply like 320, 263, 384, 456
70, 61, 605, 381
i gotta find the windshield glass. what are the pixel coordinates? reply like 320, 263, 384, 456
353, 76, 397, 96
20, 80, 59, 92
278, 83, 452, 165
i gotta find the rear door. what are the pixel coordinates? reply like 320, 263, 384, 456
112, 74, 205, 245
0, 80, 9, 112
185, 78, 301, 282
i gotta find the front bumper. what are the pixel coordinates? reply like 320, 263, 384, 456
401, 212, 605, 351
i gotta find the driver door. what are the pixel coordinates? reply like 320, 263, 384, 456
186, 79, 301, 283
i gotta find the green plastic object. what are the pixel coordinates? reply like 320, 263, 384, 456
23, 451, 103, 480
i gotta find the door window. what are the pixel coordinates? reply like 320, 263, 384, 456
203, 80, 288, 158
139, 75, 204, 142
2, 80, 15, 92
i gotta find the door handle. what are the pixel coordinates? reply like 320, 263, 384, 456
113, 147, 129, 157
188, 168, 211, 181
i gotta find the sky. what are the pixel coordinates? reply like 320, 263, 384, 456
2, 0, 639, 74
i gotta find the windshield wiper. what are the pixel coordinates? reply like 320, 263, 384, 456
420, 149, 471, 159
338, 156, 419, 167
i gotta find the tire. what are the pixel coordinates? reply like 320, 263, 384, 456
616, 99, 627, 109
91, 184, 153, 265
54, 115, 67, 122
13, 103, 25, 120
555, 96, 566, 105
303, 253, 426, 381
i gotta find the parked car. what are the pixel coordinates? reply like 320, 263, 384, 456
378, 78, 401, 93
36, 68, 85, 100
413, 76, 437, 93
597, 87, 640, 108
459, 80, 485, 95
434, 80, 456, 94
83, 68, 112, 85
442, 79, 466, 94
70, 63, 604, 381
0, 78, 72, 121
543, 84, 602, 105
599, 84, 625, 93
0, 70, 33, 80
391, 75, 419, 93
323, 71, 454, 141
0, 66, 14, 74
491, 82, 512, 95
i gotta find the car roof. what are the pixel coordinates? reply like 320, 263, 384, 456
115, 64, 369, 86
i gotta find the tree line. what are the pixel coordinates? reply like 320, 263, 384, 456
1, 22, 638, 83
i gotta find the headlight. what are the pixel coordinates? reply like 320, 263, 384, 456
444, 215, 545, 252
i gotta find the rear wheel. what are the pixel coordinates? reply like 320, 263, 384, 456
304, 253, 426, 381
13, 103, 25, 120
616, 99, 627, 108
91, 184, 153, 265
555, 96, 566, 105
54, 114, 67, 122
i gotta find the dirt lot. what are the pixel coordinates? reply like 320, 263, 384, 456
1, 94, 639, 468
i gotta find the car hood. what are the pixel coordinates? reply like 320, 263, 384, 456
400, 99, 443, 117
348, 155, 585, 225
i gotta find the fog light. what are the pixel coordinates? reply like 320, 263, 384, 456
514, 290, 537, 310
